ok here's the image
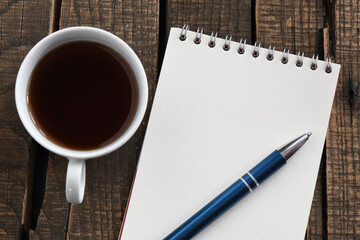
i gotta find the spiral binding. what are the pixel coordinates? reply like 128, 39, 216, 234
281, 49, 290, 64
296, 51, 304, 67
179, 24, 332, 73
208, 31, 217, 48
223, 35, 232, 51
252, 41, 261, 58
238, 38, 246, 54
267, 45, 275, 61
179, 24, 189, 41
194, 27, 203, 44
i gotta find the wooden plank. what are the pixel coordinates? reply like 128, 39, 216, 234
255, 1, 327, 239
326, 0, 360, 239
28, 152, 70, 239
27, 1, 70, 239
0, 1, 53, 239
37, 1, 159, 239
167, 0, 252, 42
255, 0, 326, 56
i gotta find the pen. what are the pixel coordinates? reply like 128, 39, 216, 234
163, 132, 312, 240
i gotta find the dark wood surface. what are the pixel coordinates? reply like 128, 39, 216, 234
0, 0, 358, 239
0, 0, 53, 239
327, 0, 360, 238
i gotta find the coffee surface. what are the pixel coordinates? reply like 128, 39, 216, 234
28, 41, 138, 150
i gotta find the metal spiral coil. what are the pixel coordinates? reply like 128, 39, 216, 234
179, 24, 332, 73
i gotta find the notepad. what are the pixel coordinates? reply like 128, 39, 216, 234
119, 27, 340, 240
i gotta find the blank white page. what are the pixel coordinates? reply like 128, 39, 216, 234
120, 28, 340, 240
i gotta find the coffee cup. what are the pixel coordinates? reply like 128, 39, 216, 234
15, 27, 148, 203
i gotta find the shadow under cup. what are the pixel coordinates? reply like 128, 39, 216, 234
27, 40, 139, 151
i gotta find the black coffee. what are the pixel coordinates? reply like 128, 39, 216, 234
28, 41, 138, 150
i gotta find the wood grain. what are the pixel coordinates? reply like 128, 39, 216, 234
256, 0, 325, 56
167, 0, 252, 42
255, 1, 327, 239
0, 1, 357, 239
0, 0, 53, 239
32, 1, 160, 239
326, 0, 360, 239
28, 152, 69, 239
27, 2, 69, 239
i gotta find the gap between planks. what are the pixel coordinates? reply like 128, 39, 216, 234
21, 0, 63, 239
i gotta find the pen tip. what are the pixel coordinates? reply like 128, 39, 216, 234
307, 132, 313, 137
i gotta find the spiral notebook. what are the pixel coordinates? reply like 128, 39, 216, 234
119, 27, 340, 239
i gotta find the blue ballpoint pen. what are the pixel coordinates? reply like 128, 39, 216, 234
163, 132, 312, 240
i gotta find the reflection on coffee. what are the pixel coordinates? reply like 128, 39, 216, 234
28, 41, 138, 150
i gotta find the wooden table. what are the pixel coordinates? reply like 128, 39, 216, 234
0, 0, 358, 239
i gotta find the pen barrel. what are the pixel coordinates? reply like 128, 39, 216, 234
164, 177, 251, 240
248, 150, 286, 185
163, 150, 286, 240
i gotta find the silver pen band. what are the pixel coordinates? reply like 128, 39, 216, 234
247, 172, 259, 187
240, 177, 252, 192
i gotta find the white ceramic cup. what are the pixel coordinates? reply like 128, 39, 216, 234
15, 27, 148, 204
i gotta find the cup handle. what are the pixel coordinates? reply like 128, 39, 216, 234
66, 158, 86, 203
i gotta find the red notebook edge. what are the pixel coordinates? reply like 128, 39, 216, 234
118, 168, 138, 240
